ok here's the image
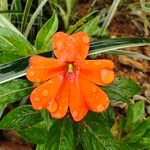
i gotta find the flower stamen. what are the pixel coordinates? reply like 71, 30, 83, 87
68, 64, 73, 73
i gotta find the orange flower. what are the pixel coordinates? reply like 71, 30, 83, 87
26, 32, 115, 121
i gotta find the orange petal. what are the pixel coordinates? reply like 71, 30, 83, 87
30, 75, 63, 110
75, 59, 115, 85
75, 59, 114, 70
50, 76, 69, 119
78, 75, 109, 112
69, 73, 88, 121
79, 69, 115, 85
26, 57, 67, 82
52, 32, 89, 62
71, 32, 90, 60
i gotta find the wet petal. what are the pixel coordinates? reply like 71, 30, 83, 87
69, 73, 88, 121
79, 69, 115, 85
52, 32, 89, 62
78, 75, 109, 112
26, 57, 67, 82
75, 59, 114, 70
75, 59, 115, 85
71, 32, 89, 60
50, 76, 70, 119
30, 75, 63, 110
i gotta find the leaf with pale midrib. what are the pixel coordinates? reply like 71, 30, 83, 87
79, 113, 120, 150
0, 105, 43, 130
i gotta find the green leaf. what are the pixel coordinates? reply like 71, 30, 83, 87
0, 14, 24, 36
18, 122, 47, 144
102, 106, 115, 128
126, 101, 145, 130
0, 51, 52, 84
103, 77, 142, 103
79, 113, 120, 150
36, 144, 45, 150
0, 105, 43, 130
0, 52, 21, 64
0, 27, 35, 56
44, 117, 75, 150
0, 104, 7, 118
35, 13, 58, 50
0, 79, 33, 107
77, 16, 100, 36
67, 12, 96, 34
89, 38, 150, 56
107, 50, 150, 61
124, 117, 150, 143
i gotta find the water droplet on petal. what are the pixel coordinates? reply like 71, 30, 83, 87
47, 101, 58, 112
72, 111, 78, 118
55, 113, 62, 118
94, 62, 100, 65
28, 70, 35, 76
42, 90, 49, 96
97, 105, 104, 111
82, 36, 89, 44
92, 87, 97, 93
37, 106, 42, 109
34, 97, 40, 101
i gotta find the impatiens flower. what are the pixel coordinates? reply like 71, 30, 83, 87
26, 32, 115, 121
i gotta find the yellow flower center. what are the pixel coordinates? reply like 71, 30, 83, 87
68, 64, 73, 73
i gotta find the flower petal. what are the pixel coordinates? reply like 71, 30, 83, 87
75, 60, 115, 85
78, 75, 109, 112
26, 57, 67, 82
52, 32, 89, 62
50, 76, 69, 119
69, 73, 88, 121
30, 75, 63, 110
75, 59, 114, 70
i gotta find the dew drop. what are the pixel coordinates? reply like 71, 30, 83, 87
37, 106, 42, 109
82, 36, 89, 44
47, 101, 58, 112
97, 105, 104, 111
34, 97, 40, 101
28, 70, 35, 76
42, 90, 49, 96
92, 87, 97, 93
72, 111, 78, 118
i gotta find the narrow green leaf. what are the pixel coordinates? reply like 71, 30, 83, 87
103, 77, 142, 103
67, 12, 96, 34
77, 16, 100, 36
18, 122, 47, 144
44, 117, 75, 150
0, 79, 33, 107
35, 13, 58, 50
99, 0, 120, 36
0, 27, 35, 56
89, 38, 150, 56
21, 0, 33, 32
24, 0, 48, 38
0, 14, 25, 37
79, 113, 120, 150
107, 50, 150, 61
0, 105, 43, 130
0, 51, 52, 84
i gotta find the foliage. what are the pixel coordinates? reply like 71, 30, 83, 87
0, 0, 150, 149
